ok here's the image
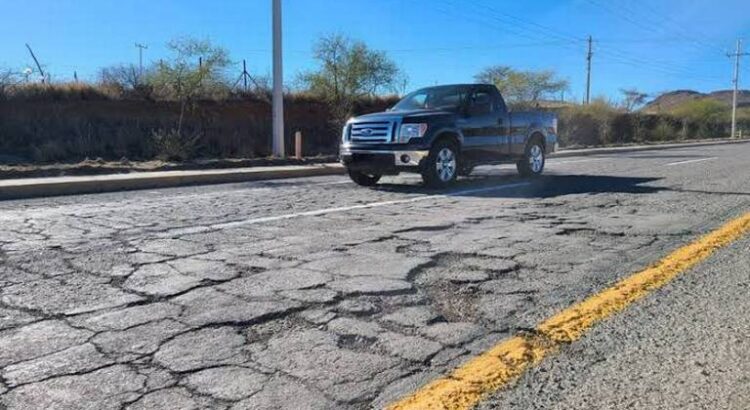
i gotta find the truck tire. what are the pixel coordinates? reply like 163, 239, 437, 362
422, 140, 459, 187
516, 138, 546, 177
348, 170, 381, 187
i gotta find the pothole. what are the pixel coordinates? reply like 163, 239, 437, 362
337, 334, 378, 352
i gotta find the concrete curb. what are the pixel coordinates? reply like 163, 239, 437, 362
552, 138, 750, 158
0, 164, 346, 201
1, 138, 747, 201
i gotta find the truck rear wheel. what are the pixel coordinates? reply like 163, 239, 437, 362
517, 139, 546, 177
422, 140, 458, 187
348, 170, 381, 187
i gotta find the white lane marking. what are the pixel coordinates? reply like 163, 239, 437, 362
161, 181, 532, 237
664, 157, 717, 166
549, 158, 606, 165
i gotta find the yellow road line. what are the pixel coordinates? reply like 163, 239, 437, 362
388, 211, 750, 410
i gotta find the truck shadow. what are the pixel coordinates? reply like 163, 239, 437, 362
375, 174, 664, 198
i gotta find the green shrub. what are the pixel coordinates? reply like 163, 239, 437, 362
649, 119, 675, 141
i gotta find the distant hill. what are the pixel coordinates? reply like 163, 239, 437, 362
644, 89, 750, 113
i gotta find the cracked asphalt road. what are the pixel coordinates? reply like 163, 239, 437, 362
0, 142, 748, 409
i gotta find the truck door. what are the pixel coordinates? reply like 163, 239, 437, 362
458, 88, 505, 161
493, 92, 512, 155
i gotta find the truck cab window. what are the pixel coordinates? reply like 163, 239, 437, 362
392, 86, 468, 112
468, 91, 493, 116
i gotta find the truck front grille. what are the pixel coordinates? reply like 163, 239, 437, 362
349, 121, 394, 143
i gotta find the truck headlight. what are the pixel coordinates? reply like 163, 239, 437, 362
399, 123, 428, 142
342, 124, 350, 143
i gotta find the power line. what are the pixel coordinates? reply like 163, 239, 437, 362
435, 0, 726, 90
586, 0, 705, 52
435, 0, 586, 51
595, 48, 725, 82
611, 0, 722, 52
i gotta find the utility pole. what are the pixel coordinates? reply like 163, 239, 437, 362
243, 60, 248, 91
25, 44, 46, 84
135, 43, 148, 78
272, 0, 285, 157
585, 35, 593, 105
728, 39, 749, 139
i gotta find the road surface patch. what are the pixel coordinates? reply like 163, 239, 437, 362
388, 211, 750, 410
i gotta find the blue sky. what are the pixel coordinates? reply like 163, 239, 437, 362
1, 0, 749, 102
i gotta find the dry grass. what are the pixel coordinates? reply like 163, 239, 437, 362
2, 82, 115, 101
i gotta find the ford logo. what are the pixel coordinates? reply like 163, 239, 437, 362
361, 128, 373, 136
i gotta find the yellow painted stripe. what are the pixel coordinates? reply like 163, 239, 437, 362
388, 211, 750, 410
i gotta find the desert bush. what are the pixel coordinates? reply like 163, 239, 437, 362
557, 98, 619, 147
555, 97, 736, 147
671, 98, 729, 123
151, 128, 202, 161
649, 118, 676, 141
98, 64, 155, 100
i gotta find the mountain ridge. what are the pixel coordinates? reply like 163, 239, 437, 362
644, 89, 750, 112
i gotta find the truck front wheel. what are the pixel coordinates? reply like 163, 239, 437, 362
348, 170, 382, 187
422, 140, 458, 187
516, 139, 546, 177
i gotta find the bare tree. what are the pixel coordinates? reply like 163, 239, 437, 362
0, 69, 21, 98
474, 65, 513, 85
300, 34, 402, 123
99, 64, 142, 91
620, 88, 649, 112
475, 65, 569, 105
150, 37, 231, 129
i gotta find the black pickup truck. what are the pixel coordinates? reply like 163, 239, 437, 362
340, 84, 558, 187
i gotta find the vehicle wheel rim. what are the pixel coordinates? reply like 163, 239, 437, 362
436, 148, 457, 182
529, 145, 544, 173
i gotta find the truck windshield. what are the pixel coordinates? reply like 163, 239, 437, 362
392, 85, 468, 112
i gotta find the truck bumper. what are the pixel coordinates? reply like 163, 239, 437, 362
340, 147, 429, 174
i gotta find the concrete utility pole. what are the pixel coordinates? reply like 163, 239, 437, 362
272, 0, 286, 157
135, 43, 148, 78
585, 35, 593, 105
728, 39, 749, 139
